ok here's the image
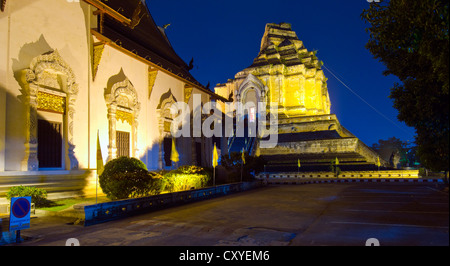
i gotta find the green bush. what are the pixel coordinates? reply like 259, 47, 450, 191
418, 167, 427, 177
163, 165, 211, 192
99, 156, 153, 200
142, 171, 166, 197
6, 186, 48, 207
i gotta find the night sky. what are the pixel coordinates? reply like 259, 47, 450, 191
146, 0, 416, 147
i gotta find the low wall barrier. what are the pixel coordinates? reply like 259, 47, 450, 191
256, 170, 420, 179
78, 181, 263, 226
255, 170, 446, 184
263, 178, 444, 185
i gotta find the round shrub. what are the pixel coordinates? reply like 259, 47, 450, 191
99, 156, 152, 200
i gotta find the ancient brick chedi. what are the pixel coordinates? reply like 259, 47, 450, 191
215, 23, 386, 171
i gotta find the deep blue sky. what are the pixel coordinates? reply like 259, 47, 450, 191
146, 0, 416, 147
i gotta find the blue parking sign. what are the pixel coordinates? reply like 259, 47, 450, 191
9, 196, 31, 231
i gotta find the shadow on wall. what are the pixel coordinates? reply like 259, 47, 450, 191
4, 34, 83, 171
139, 138, 185, 172
105, 68, 129, 95
139, 140, 160, 171
139, 136, 206, 172
1, 82, 26, 171
6, 35, 54, 171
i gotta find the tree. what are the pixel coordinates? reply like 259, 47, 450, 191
371, 137, 419, 168
361, 0, 449, 173
372, 137, 405, 168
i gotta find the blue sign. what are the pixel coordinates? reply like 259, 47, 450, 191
9, 196, 31, 231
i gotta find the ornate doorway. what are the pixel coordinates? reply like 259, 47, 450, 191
104, 78, 140, 161
21, 50, 79, 171
156, 89, 177, 169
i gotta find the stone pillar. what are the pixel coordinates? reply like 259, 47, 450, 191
0, 89, 5, 171
132, 116, 139, 158
158, 139, 163, 169
66, 92, 78, 169
21, 82, 39, 171
107, 105, 117, 161
157, 111, 165, 169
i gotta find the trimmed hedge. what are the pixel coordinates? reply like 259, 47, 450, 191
99, 157, 212, 199
163, 165, 211, 192
6, 185, 48, 207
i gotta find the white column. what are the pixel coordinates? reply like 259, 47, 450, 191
107, 106, 117, 161
66, 93, 78, 169
21, 83, 39, 171
0, 89, 5, 171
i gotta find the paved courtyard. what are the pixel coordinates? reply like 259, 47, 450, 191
6, 182, 449, 246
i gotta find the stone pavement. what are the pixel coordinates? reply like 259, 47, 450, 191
1, 182, 447, 246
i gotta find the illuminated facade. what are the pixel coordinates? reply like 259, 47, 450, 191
0, 0, 225, 199
216, 23, 331, 118
215, 23, 386, 171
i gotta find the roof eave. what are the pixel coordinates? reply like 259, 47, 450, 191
91, 29, 228, 102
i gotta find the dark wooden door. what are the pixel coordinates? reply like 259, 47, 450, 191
163, 137, 172, 167
38, 120, 62, 168
116, 131, 130, 158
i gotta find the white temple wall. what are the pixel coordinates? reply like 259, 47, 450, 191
0, 0, 90, 171
0, 0, 213, 173
90, 44, 148, 169
0, 89, 5, 171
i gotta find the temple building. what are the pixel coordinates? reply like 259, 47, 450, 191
215, 23, 387, 172
0, 0, 226, 199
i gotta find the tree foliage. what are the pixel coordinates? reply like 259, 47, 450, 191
362, 0, 449, 172
371, 137, 419, 168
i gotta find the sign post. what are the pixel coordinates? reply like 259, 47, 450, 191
9, 196, 31, 243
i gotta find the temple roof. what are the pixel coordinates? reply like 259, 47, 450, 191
250, 23, 322, 69
91, 0, 218, 96
1, 0, 6, 12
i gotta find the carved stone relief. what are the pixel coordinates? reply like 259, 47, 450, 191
184, 85, 193, 103
148, 68, 158, 99
92, 43, 105, 81
21, 50, 79, 171
156, 89, 177, 169
37, 91, 66, 113
105, 77, 140, 161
